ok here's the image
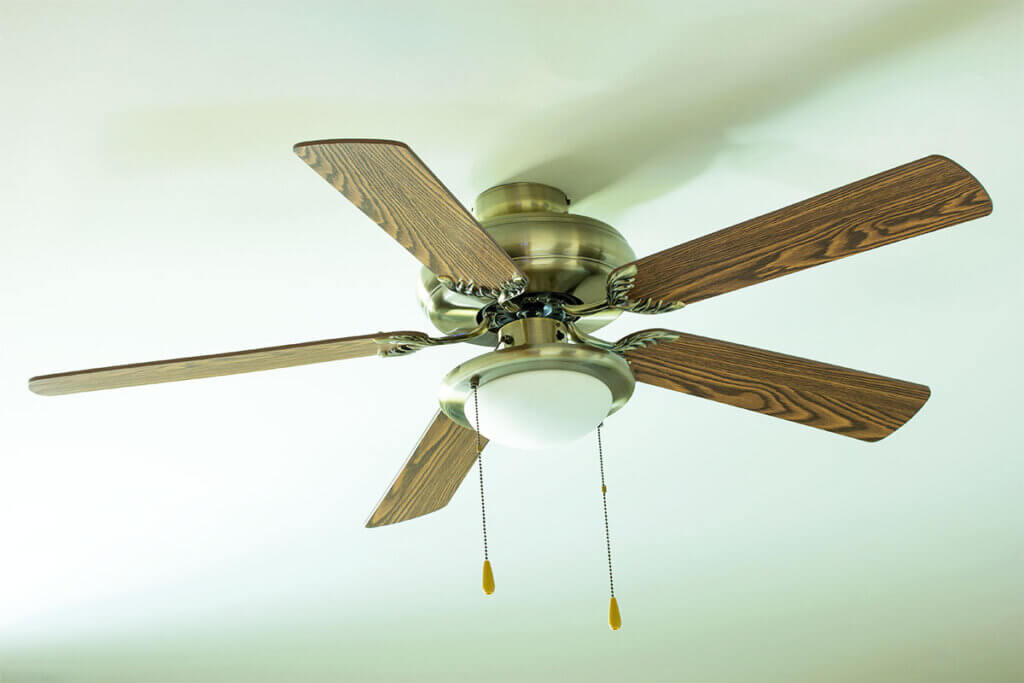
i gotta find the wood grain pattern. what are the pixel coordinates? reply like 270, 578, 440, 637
294, 139, 524, 290
624, 155, 992, 306
625, 330, 930, 441
28, 331, 421, 395
366, 411, 486, 528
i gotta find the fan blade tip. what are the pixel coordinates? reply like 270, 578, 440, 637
364, 510, 392, 528
292, 138, 410, 151
922, 153, 966, 170
366, 498, 454, 528
28, 376, 60, 396
866, 385, 931, 443
908, 383, 932, 414
863, 424, 910, 444
364, 509, 429, 529
925, 154, 994, 214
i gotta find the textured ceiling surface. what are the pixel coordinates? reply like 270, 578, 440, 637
1, 1, 1021, 681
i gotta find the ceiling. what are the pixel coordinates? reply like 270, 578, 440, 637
1, 1, 1021, 681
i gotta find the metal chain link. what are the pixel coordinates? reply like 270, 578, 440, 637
598, 423, 615, 598
473, 382, 489, 562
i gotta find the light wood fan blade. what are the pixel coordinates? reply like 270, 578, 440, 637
28, 331, 423, 396
294, 139, 526, 297
625, 330, 930, 441
367, 411, 486, 528
613, 155, 991, 308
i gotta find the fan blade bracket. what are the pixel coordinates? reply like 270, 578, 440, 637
610, 328, 682, 354
607, 263, 687, 314
561, 264, 687, 319
436, 274, 528, 301
377, 316, 493, 357
563, 321, 680, 355
436, 274, 529, 314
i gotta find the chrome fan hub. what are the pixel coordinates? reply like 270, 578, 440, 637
418, 182, 637, 346
439, 318, 635, 449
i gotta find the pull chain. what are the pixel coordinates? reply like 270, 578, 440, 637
598, 424, 621, 630
472, 380, 494, 595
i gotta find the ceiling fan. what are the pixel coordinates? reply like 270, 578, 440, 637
29, 140, 993, 529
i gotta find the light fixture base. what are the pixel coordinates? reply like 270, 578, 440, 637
438, 342, 635, 433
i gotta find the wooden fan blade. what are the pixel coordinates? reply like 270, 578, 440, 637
625, 330, 930, 441
616, 155, 991, 307
28, 331, 423, 396
366, 411, 485, 528
294, 139, 525, 296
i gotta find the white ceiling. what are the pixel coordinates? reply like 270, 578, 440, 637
1, 1, 1022, 680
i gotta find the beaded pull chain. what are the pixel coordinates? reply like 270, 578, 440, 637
598, 424, 621, 630
472, 379, 494, 595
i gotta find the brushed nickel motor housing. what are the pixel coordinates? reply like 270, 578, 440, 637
438, 319, 635, 431
418, 182, 637, 346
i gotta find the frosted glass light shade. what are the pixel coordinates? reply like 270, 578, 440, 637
466, 369, 613, 449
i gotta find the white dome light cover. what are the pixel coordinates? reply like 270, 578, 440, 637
438, 341, 635, 451
466, 369, 613, 449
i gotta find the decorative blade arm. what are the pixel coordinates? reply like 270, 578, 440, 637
562, 265, 686, 318
379, 316, 493, 357
564, 321, 680, 355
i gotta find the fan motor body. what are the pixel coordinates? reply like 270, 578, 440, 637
418, 182, 636, 347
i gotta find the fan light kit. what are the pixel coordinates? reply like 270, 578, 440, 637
29, 139, 993, 630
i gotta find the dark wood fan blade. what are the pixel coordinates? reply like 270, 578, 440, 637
625, 330, 930, 441
366, 411, 485, 528
294, 139, 525, 296
28, 331, 423, 396
616, 155, 991, 308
